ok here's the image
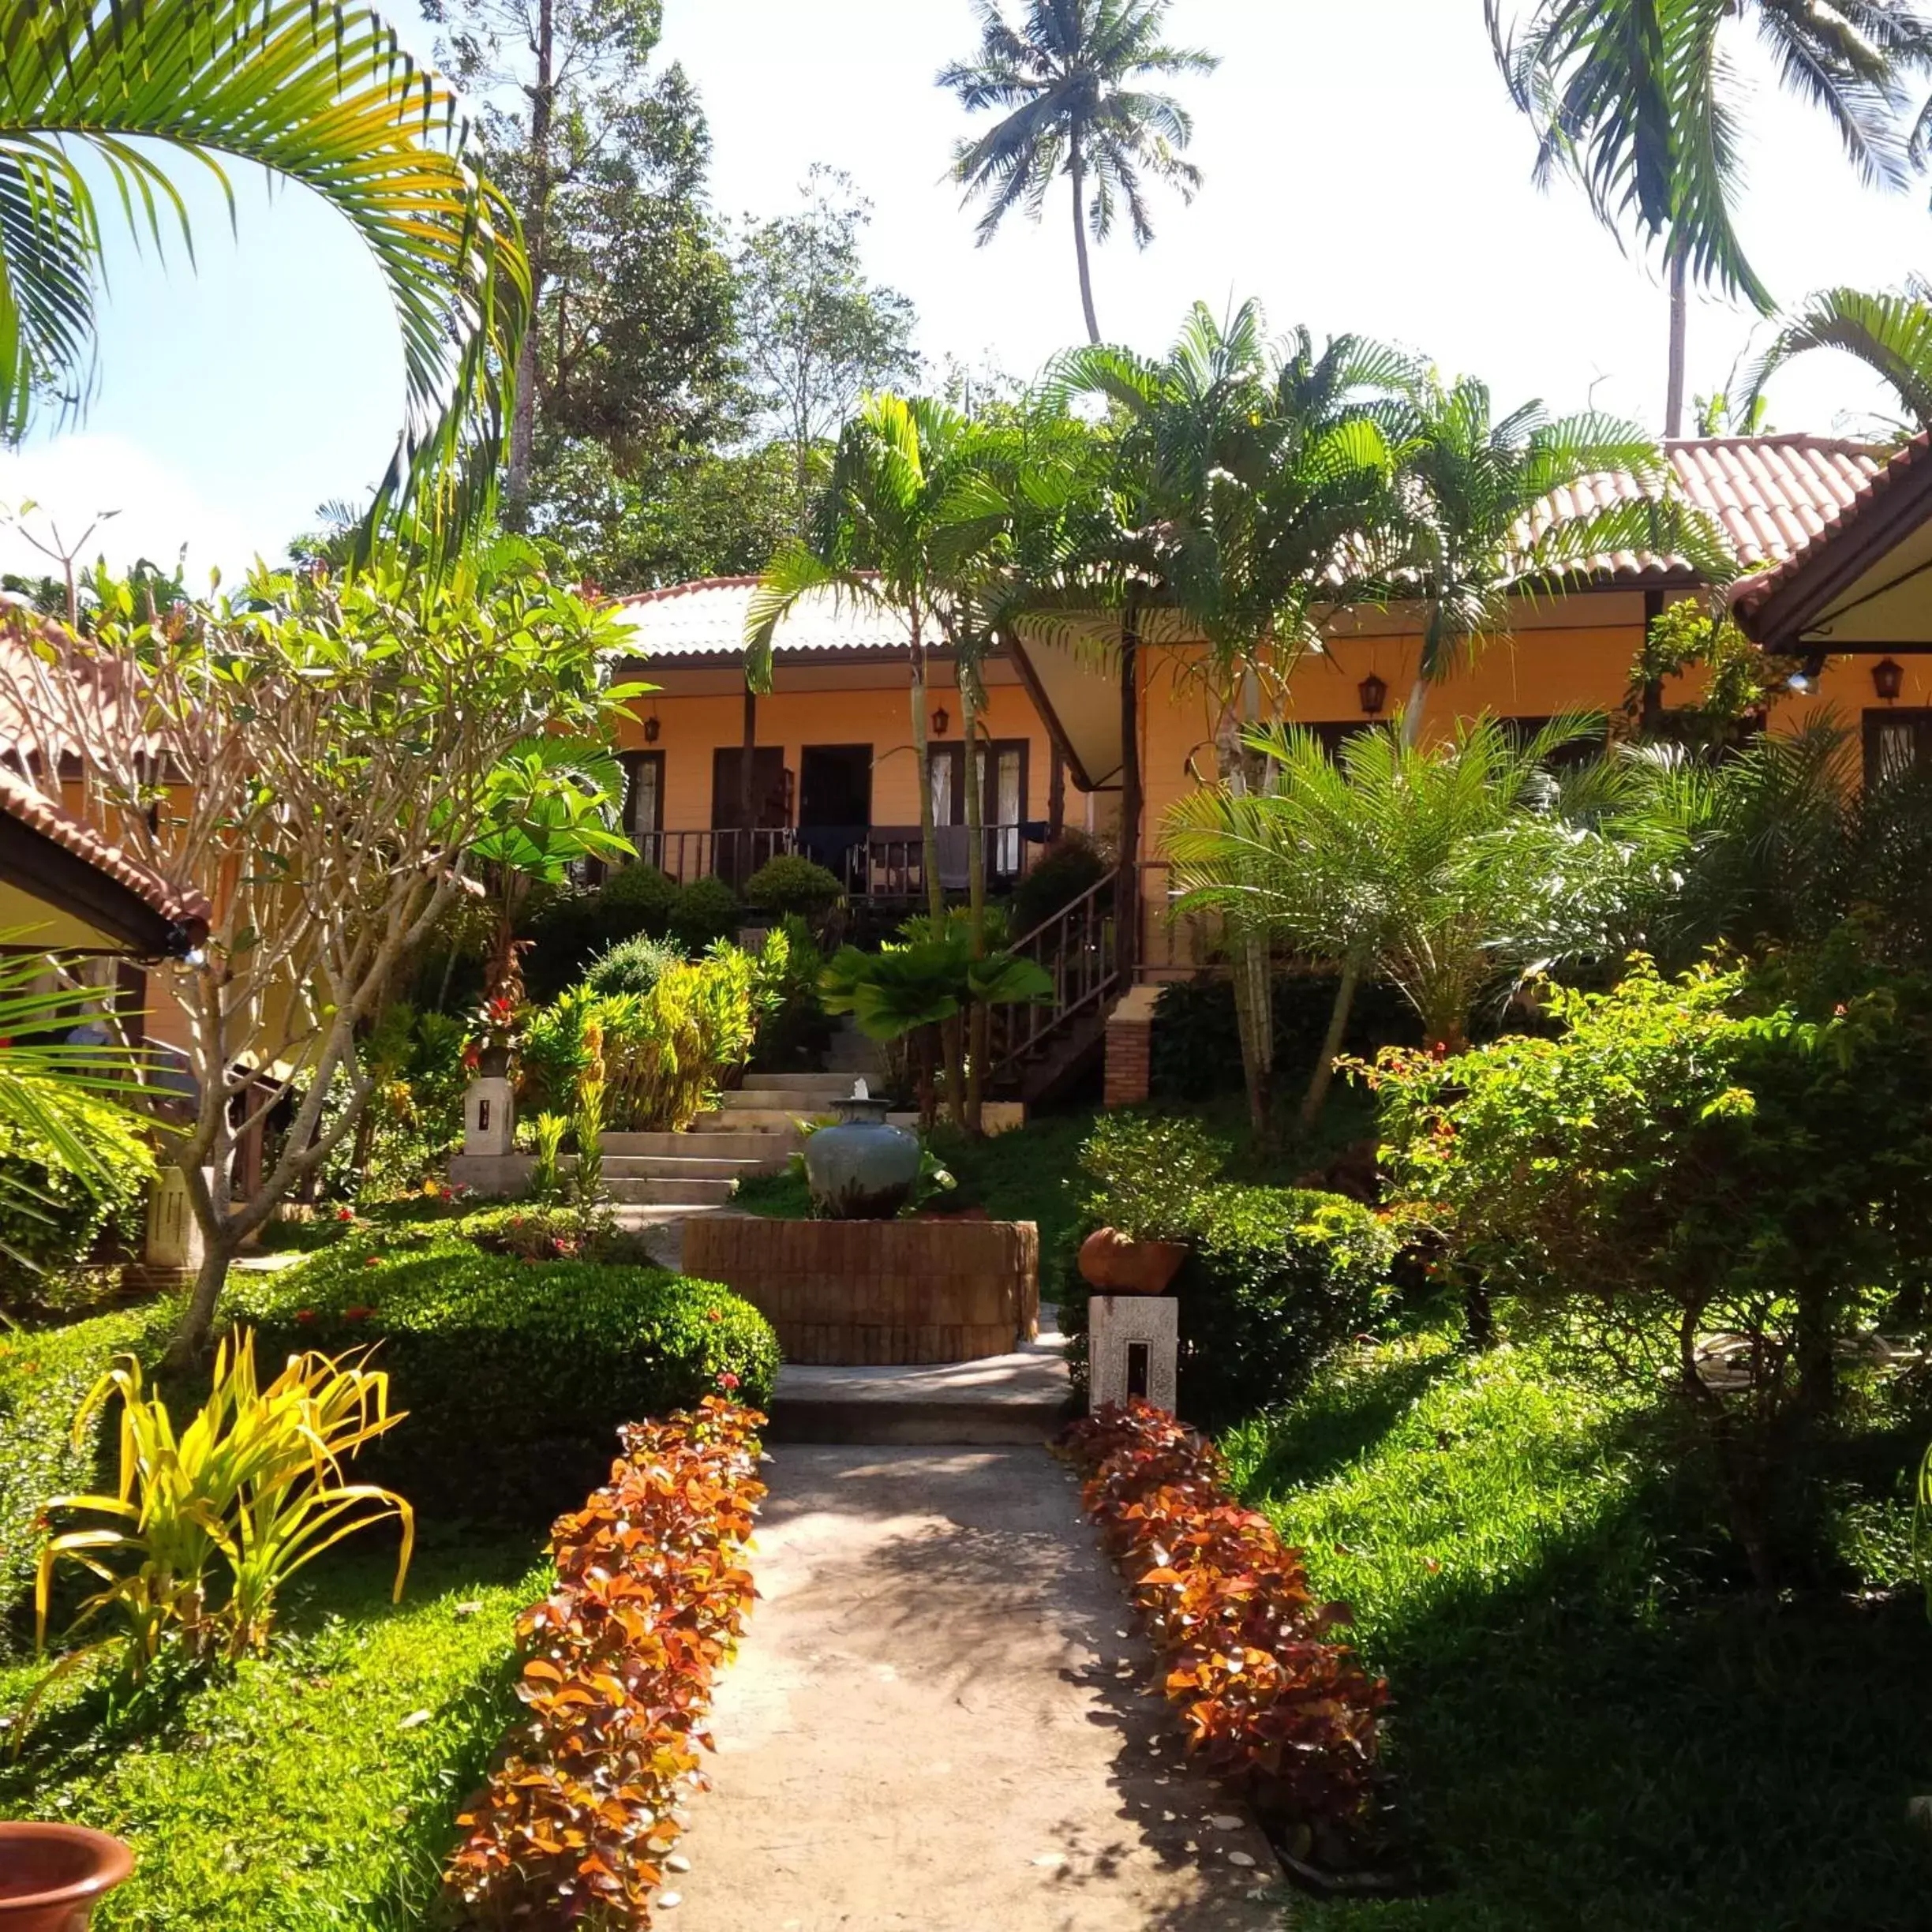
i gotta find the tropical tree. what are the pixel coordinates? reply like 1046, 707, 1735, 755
2, 0, 531, 551
939, 0, 1219, 343
1745, 277, 1932, 431
1488, 0, 1932, 435
1386, 370, 1730, 739
1163, 713, 1644, 1130
1055, 300, 1410, 1131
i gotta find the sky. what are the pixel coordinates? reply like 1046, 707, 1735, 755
6, 0, 1932, 586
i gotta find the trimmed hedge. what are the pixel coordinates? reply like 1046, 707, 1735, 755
1178, 1185, 1396, 1425
0, 1302, 172, 1650
224, 1243, 780, 1517
668, 875, 740, 952
743, 853, 844, 917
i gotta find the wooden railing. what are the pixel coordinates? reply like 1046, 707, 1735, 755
987, 867, 1126, 1091
635, 825, 1042, 903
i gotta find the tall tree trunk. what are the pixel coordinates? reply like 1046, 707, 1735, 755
1222, 672, 1273, 1138
1071, 140, 1100, 345
910, 602, 944, 928
738, 681, 758, 883
504, 0, 555, 529
1118, 595, 1143, 975
1299, 952, 1363, 1137
961, 661, 987, 1135
1665, 249, 1688, 440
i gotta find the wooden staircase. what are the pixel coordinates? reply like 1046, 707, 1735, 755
988, 870, 1129, 1106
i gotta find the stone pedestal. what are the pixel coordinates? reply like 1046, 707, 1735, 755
1088, 1294, 1178, 1413
1103, 984, 1162, 1109
463, 1077, 515, 1158
125, 1166, 212, 1291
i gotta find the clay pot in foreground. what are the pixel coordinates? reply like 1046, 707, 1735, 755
0, 1822, 135, 1930
1078, 1226, 1188, 1297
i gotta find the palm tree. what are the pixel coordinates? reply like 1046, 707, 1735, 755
1745, 277, 1932, 430
1054, 300, 1410, 1133
2, 1, 530, 552
1163, 712, 1637, 1129
1387, 371, 1730, 739
1488, 0, 1932, 435
939, 0, 1219, 343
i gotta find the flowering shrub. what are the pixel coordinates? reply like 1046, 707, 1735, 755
445, 1398, 765, 1925
1061, 1401, 1386, 1826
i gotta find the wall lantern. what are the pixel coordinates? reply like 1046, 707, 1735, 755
932, 706, 951, 736
1872, 657, 1905, 704
642, 713, 661, 743
1357, 672, 1388, 717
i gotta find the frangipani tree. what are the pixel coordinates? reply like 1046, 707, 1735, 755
0, 551, 639, 1363
1164, 711, 1643, 1129
1, 0, 531, 551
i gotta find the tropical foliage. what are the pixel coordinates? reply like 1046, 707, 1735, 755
1, 0, 530, 549
33, 1329, 413, 1682
1746, 275, 1932, 431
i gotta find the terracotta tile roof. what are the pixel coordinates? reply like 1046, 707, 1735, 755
611, 575, 914, 661
1729, 430, 1932, 616
1532, 435, 1887, 585
0, 763, 211, 942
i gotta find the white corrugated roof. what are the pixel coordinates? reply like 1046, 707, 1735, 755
610, 575, 913, 660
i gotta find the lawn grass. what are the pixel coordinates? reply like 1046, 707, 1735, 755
1222, 1324, 1932, 1930
0, 1533, 544, 1931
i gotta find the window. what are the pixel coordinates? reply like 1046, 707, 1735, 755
1865, 710, 1932, 785
973, 739, 1030, 875
929, 745, 961, 827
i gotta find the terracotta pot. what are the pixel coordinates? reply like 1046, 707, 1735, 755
0, 1822, 134, 1930
1078, 1226, 1188, 1296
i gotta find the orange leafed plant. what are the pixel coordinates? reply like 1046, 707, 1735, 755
1061, 1400, 1385, 1825
444, 1398, 766, 1925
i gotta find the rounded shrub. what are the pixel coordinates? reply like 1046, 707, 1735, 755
583, 933, 686, 999
597, 863, 680, 938
743, 854, 844, 919
668, 875, 741, 952
1010, 832, 1108, 938
227, 1242, 780, 1518
1176, 1185, 1396, 1425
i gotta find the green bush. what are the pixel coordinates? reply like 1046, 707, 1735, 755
743, 853, 844, 918
582, 933, 685, 999
0, 1302, 172, 1649
668, 875, 740, 952
597, 862, 680, 934
225, 1244, 779, 1518
1010, 831, 1108, 938
1176, 1184, 1396, 1425
0, 1084, 155, 1309
1071, 1110, 1230, 1241
1150, 972, 1421, 1103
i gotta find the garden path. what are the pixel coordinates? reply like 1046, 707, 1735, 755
670, 1444, 1284, 1931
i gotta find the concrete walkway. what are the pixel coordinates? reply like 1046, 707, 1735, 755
671, 1445, 1284, 1931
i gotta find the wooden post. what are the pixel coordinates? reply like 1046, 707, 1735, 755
1118, 596, 1143, 976
1048, 747, 1066, 841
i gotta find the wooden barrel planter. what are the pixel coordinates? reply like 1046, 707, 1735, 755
683, 1218, 1040, 1365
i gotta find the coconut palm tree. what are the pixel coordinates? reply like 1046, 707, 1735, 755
1745, 277, 1932, 430
1, 1, 530, 551
1163, 712, 1638, 1129
1488, 0, 1932, 435
1387, 370, 1731, 739
938, 0, 1219, 343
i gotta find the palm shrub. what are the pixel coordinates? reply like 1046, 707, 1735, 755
0, 1083, 152, 1307
1164, 713, 1649, 1130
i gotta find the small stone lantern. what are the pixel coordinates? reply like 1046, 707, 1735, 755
463, 1076, 515, 1159
1088, 1294, 1178, 1413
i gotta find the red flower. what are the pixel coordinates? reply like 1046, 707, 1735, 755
335, 1206, 356, 1222
462, 1042, 481, 1073
706, 1309, 721, 1323
716, 1369, 739, 1391
343, 1305, 374, 1322
295, 1309, 316, 1324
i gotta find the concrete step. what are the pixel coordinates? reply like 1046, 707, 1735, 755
765, 1321, 1076, 1447
694, 1107, 818, 1132
605, 1130, 796, 1159
717, 1088, 839, 1114
601, 1155, 770, 1183
605, 1175, 741, 1207
739, 1073, 865, 1095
